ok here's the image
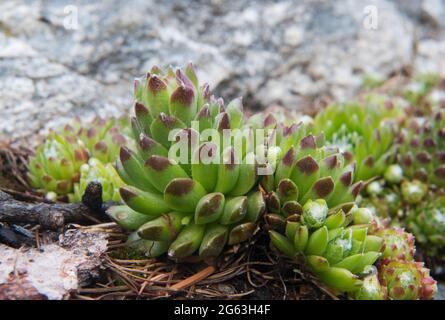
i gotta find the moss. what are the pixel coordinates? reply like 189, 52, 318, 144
109, 247, 148, 260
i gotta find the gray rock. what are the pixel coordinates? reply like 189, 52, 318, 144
0, 0, 441, 141
390, 0, 445, 30
422, 0, 445, 29
389, 0, 445, 79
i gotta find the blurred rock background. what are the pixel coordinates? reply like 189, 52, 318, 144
0, 0, 444, 141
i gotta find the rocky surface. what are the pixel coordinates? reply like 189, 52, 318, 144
0, 0, 444, 141
0, 230, 108, 299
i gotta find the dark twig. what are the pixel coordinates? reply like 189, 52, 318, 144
82, 182, 103, 212
0, 182, 112, 230
0, 225, 36, 248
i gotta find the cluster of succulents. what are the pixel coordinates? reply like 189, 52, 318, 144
26, 63, 444, 300
359, 110, 445, 258
262, 130, 436, 299
312, 96, 402, 181
110, 64, 266, 259
27, 116, 131, 201
398, 110, 445, 189
370, 219, 437, 300
268, 202, 380, 294
406, 194, 445, 250
361, 169, 445, 258
70, 158, 124, 203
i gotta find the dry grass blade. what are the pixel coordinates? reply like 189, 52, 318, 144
0, 141, 34, 193
170, 266, 216, 291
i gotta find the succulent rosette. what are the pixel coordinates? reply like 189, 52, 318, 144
110, 64, 266, 260
28, 132, 89, 197
360, 204, 437, 300
354, 257, 436, 300
28, 116, 131, 201
313, 97, 401, 181
66, 116, 132, 164
268, 199, 437, 299
27, 63, 440, 299
354, 224, 436, 301
397, 110, 445, 189
371, 225, 415, 262
353, 266, 387, 300
361, 163, 445, 259
378, 260, 437, 300
262, 130, 436, 298
71, 158, 124, 203
269, 202, 384, 294
263, 133, 386, 294
406, 194, 445, 251
261, 132, 363, 227
359, 180, 403, 220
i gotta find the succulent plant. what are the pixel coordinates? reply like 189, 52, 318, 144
406, 193, 445, 251
70, 158, 124, 203
131, 63, 213, 144
371, 225, 415, 262
353, 266, 387, 300
354, 248, 436, 300
265, 135, 436, 299
66, 116, 132, 164
313, 98, 401, 181
258, 126, 402, 295
397, 110, 445, 189
262, 132, 363, 218
368, 212, 438, 300
378, 259, 437, 300
269, 202, 384, 294
28, 132, 89, 197
28, 116, 131, 201
24, 61, 441, 300
110, 64, 266, 260
360, 166, 444, 260
358, 162, 431, 217
354, 258, 436, 300
357, 200, 438, 300
359, 180, 403, 220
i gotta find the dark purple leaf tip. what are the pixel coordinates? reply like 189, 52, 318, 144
159, 113, 177, 128
282, 147, 295, 166
296, 156, 319, 175
145, 156, 171, 171
148, 75, 167, 93
415, 152, 431, 164
120, 187, 137, 202
313, 177, 334, 198
351, 182, 363, 198
94, 141, 108, 153
324, 155, 338, 169
171, 85, 195, 107
340, 171, 352, 186
300, 135, 316, 149
120, 147, 132, 161
165, 178, 194, 196
218, 113, 230, 132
